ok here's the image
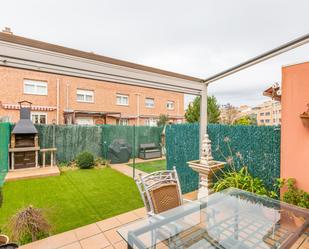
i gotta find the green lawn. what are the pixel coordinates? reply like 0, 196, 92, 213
128, 159, 166, 173
0, 168, 143, 235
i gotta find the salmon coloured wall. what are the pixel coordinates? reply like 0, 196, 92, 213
281, 61, 309, 192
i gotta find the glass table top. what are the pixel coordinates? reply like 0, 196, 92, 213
118, 188, 309, 249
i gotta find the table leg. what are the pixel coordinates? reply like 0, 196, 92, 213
35, 151, 39, 168
43, 152, 46, 167
51, 152, 54, 167
11, 152, 14, 170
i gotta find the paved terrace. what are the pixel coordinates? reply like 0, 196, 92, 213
17, 159, 308, 249
20, 191, 197, 249
19, 190, 309, 249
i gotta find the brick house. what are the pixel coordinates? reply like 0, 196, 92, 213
0, 30, 203, 125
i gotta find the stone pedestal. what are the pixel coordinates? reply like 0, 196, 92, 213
187, 134, 225, 199
188, 160, 225, 199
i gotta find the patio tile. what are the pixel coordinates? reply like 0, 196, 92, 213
80, 233, 110, 249
59, 242, 82, 249
97, 217, 122, 232
133, 207, 147, 218
19, 238, 52, 249
113, 240, 127, 249
103, 246, 115, 249
21, 230, 78, 249
74, 223, 101, 240
104, 228, 123, 244
115, 211, 140, 224
47, 230, 78, 248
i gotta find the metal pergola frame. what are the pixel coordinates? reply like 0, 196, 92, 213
198, 33, 309, 153
0, 32, 308, 154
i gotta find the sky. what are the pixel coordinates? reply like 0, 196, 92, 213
0, 0, 308, 108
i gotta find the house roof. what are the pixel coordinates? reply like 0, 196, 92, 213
263, 84, 281, 101
0, 32, 203, 82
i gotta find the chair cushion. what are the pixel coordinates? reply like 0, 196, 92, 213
149, 183, 181, 214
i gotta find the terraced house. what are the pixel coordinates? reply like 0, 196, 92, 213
0, 29, 201, 125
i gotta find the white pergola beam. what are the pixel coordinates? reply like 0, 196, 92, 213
200, 84, 208, 154
0, 41, 204, 95
203, 33, 309, 84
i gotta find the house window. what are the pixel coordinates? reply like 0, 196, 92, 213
166, 101, 175, 110
77, 89, 94, 103
265, 119, 270, 123
145, 118, 157, 126
119, 119, 129, 126
260, 119, 264, 123
145, 98, 155, 108
31, 112, 47, 124
260, 112, 264, 116
265, 112, 270, 116
24, 79, 47, 95
116, 94, 129, 106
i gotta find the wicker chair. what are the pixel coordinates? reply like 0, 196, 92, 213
135, 166, 184, 216
135, 167, 194, 248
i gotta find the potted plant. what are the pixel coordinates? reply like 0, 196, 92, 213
0, 233, 9, 245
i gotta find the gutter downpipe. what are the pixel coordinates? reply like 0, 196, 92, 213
136, 93, 140, 126
56, 78, 60, 124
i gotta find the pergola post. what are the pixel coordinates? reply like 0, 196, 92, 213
199, 83, 208, 156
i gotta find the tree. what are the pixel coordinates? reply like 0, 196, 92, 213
220, 103, 238, 125
234, 115, 256, 125
157, 114, 169, 126
185, 95, 221, 123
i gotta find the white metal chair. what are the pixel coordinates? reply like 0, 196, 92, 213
135, 166, 184, 216
135, 167, 195, 248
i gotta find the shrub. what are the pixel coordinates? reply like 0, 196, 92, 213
213, 137, 277, 198
76, 151, 94, 169
8, 205, 51, 243
282, 178, 309, 209
94, 157, 109, 168
213, 166, 276, 197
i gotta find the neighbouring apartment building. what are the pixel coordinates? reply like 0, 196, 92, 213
0, 30, 202, 126
255, 100, 281, 126
220, 100, 281, 126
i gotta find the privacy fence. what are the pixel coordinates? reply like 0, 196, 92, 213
166, 123, 281, 193
0, 123, 11, 186
35, 124, 163, 163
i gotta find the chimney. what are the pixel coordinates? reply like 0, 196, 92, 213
2, 27, 13, 35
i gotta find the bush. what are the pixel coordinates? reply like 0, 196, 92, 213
76, 151, 94, 169
282, 178, 309, 209
8, 205, 51, 244
213, 166, 276, 197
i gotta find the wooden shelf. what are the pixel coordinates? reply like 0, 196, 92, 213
300, 114, 309, 119
9, 146, 40, 152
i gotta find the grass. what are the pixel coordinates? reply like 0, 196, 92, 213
0, 168, 143, 236
128, 159, 166, 173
